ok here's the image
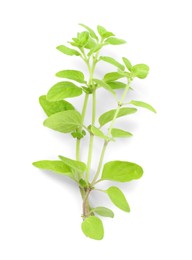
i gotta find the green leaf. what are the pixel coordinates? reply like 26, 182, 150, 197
55, 70, 85, 83
122, 57, 132, 71
32, 160, 75, 180
56, 45, 80, 56
77, 31, 89, 46
105, 37, 126, 45
71, 129, 86, 139
102, 32, 115, 38
69, 40, 81, 48
79, 178, 87, 188
97, 25, 114, 39
100, 56, 125, 71
107, 81, 126, 89
103, 72, 124, 82
132, 64, 149, 79
84, 37, 97, 49
99, 107, 137, 127
107, 186, 130, 212
93, 79, 116, 97
59, 155, 86, 173
102, 160, 143, 182
39, 95, 74, 116
88, 44, 103, 56
82, 86, 93, 94
92, 207, 114, 218
43, 110, 82, 133
79, 23, 98, 40
90, 125, 108, 140
47, 82, 82, 101
130, 100, 156, 113
81, 216, 104, 240
111, 128, 133, 138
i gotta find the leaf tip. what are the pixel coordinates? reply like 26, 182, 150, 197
32, 161, 38, 167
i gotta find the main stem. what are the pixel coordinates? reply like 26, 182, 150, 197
91, 80, 131, 185
85, 56, 98, 182
76, 93, 89, 161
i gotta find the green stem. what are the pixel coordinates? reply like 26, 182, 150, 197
85, 60, 98, 182
108, 82, 131, 135
86, 90, 96, 181
76, 93, 89, 161
91, 140, 108, 184
92, 80, 131, 185
76, 140, 80, 161
86, 133, 94, 181
92, 89, 96, 124
83, 42, 102, 182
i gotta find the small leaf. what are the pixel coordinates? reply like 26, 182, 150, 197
102, 160, 143, 182
107, 186, 130, 212
84, 37, 97, 49
69, 40, 81, 48
130, 100, 156, 113
132, 64, 149, 79
32, 160, 75, 180
107, 81, 126, 89
122, 57, 132, 71
79, 178, 87, 188
92, 207, 114, 218
111, 128, 133, 138
99, 107, 137, 127
93, 79, 116, 97
97, 25, 114, 39
43, 110, 82, 133
39, 95, 74, 116
88, 44, 103, 56
56, 45, 80, 56
79, 23, 98, 40
90, 125, 108, 140
100, 56, 125, 71
55, 70, 85, 83
81, 216, 104, 240
71, 129, 86, 139
105, 37, 126, 45
97, 25, 107, 36
103, 72, 124, 82
47, 82, 82, 101
82, 86, 93, 94
102, 31, 115, 38
77, 31, 89, 46
59, 155, 86, 173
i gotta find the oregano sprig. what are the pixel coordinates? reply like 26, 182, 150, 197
33, 24, 156, 240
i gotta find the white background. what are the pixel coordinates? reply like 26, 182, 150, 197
0, 0, 192, 259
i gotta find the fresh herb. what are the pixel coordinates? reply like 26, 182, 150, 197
33, 24, 156, 240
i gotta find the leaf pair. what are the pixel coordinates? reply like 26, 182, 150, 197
70, 31, 90, 48
33, 156, 86, 182
80, 24, 126, 45
89, 125, 132, 141
122, 57, 149, 79
46, 70, 86, 102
